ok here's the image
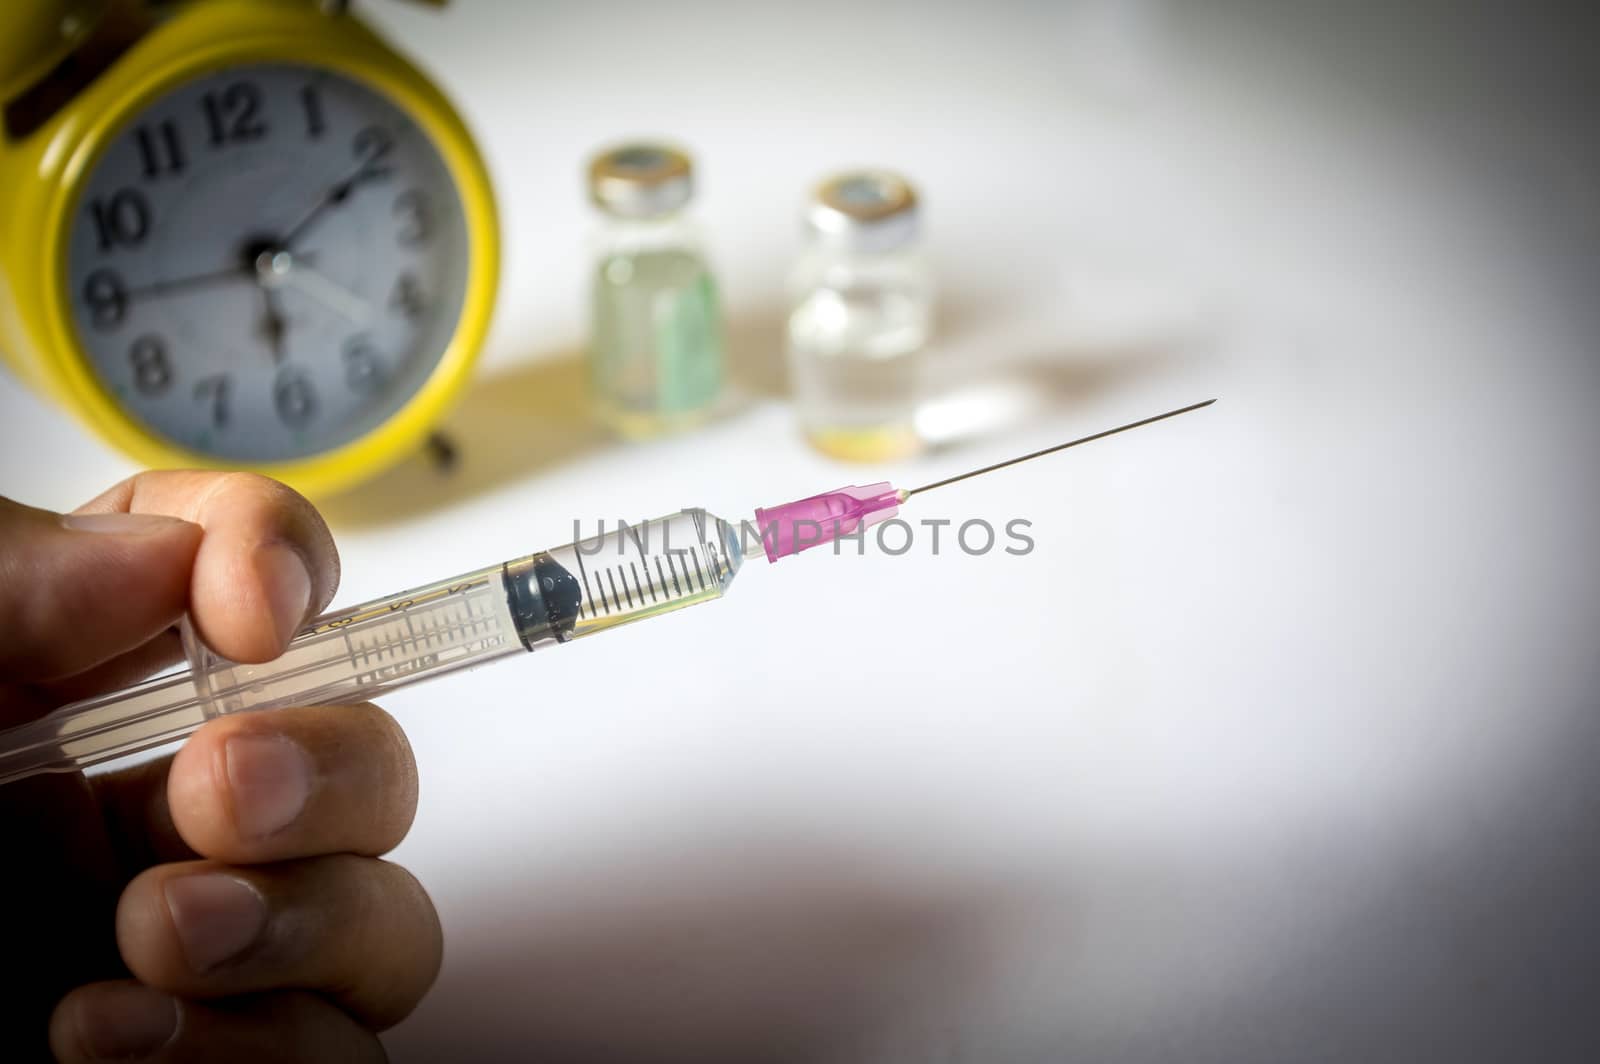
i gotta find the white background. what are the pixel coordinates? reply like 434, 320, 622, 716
3, 2, 1598, 1060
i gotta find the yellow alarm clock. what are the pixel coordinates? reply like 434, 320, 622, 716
0, 0, 498, 496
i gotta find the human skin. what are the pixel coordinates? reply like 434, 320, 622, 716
0, 471, 440, 1062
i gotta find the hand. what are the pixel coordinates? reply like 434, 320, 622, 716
279, 138, 391, 251
124, 267, 253, 302
0, 472, 440, 1062
261, 253, 372, 326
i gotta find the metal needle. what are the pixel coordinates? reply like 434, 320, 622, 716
902, 398, 1216, 498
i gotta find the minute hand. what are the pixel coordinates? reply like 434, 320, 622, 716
280, 154, 390, 249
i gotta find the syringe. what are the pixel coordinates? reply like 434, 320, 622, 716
0, 400, 1212, 786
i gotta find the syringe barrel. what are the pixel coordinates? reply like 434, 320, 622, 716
0, 509, 743, 786
190, 559, 526, 717
194, 506, 743, 713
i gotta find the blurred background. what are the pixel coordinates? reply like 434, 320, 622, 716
4, 0, 1599, 1060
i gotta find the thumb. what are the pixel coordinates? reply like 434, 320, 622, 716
0, 498, 202, 683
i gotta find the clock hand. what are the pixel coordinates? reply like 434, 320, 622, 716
280, 148, 391, 250
256, 250, 372, 325
288, 264, 372, 325
125, 266, 252, 301
256, 286, 289, 363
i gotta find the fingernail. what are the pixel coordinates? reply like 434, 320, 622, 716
77, 983, 177, 1060
62, 512, 189, 535
164, 873, 268, 973
258, 542, 312, 646
226, 733, 312, 838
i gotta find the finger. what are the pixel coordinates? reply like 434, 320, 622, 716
40, 628, 184, 705
76, 471, 340, 664
51, 981, 384, 1063
0, 496, 200, 689
164, 702, 418, 864
117, 856, 442, 1030
0, 631, 183, 729
92, 756, 197, 874
2, 773, 125, 1059
90, 703, 417, 873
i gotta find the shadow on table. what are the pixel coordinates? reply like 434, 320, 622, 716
319, 303, 791, 529
321, 287, 1207, 529
392, 839, 1014, 1064
917, 338, 1209, 457
317, 349, 601, 529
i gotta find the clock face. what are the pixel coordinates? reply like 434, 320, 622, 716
65, 63, 470, 462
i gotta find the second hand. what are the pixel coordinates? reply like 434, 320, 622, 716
124, 266, 252, 301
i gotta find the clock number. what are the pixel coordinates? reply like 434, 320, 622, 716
300, 84, 326, 139
193, 374, 231, 428
352, 126, 393, 180
393, 189, 430, 246
389, 272, 426, 320
274, 368, 317, 427
342, 336, 385, 392
201, 82, 267, 146
128, 335, 172, 396
83, 269, 127, 331
90, 189, 151, 252
135, 121, 186, 179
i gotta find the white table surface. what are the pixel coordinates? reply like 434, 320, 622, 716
3, 2, 1597, 1060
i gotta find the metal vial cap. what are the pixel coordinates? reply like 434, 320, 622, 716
588, 143, 695, 219
804, 170, 920, 253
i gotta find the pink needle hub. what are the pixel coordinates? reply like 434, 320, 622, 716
753, 483, 907, 562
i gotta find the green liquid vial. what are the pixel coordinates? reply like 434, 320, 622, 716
587, 143, 724, 436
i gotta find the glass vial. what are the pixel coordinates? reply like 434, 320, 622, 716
786, 170, 933, 462
587, 143, 724, 436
